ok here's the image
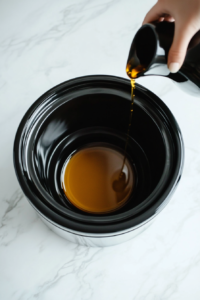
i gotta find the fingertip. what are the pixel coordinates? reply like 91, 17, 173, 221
164, 15, 175, 22
159, 17, 165, 22
168, 62, 180, 73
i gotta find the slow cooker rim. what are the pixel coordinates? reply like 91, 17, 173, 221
13, 75, 184, 233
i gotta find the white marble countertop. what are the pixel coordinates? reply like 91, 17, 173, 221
1, 0, 200, 299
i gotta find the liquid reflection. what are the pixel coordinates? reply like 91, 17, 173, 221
62, 146, 135, 214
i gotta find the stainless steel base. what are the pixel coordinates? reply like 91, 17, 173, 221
40, 214, 154, 247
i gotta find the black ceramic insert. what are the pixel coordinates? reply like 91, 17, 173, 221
13, 75, 184, 234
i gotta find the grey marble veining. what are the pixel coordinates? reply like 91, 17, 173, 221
1, 0, 200, 299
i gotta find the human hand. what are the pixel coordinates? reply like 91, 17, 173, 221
143, 0, 200, 73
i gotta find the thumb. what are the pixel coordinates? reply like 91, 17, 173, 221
168, 23, 195, 73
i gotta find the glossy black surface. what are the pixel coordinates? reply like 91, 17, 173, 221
13, 75, 184, 233
127, 22, 200, 96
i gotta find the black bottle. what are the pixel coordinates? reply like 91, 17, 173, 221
127, 21, 200, 96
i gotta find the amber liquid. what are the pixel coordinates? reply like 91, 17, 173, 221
62, 63, 145, 214
113, 63, 146, 187
122, 63, 146, 165
62, 146, 135, 214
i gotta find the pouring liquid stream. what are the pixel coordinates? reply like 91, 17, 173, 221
112, 64, 146, 192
